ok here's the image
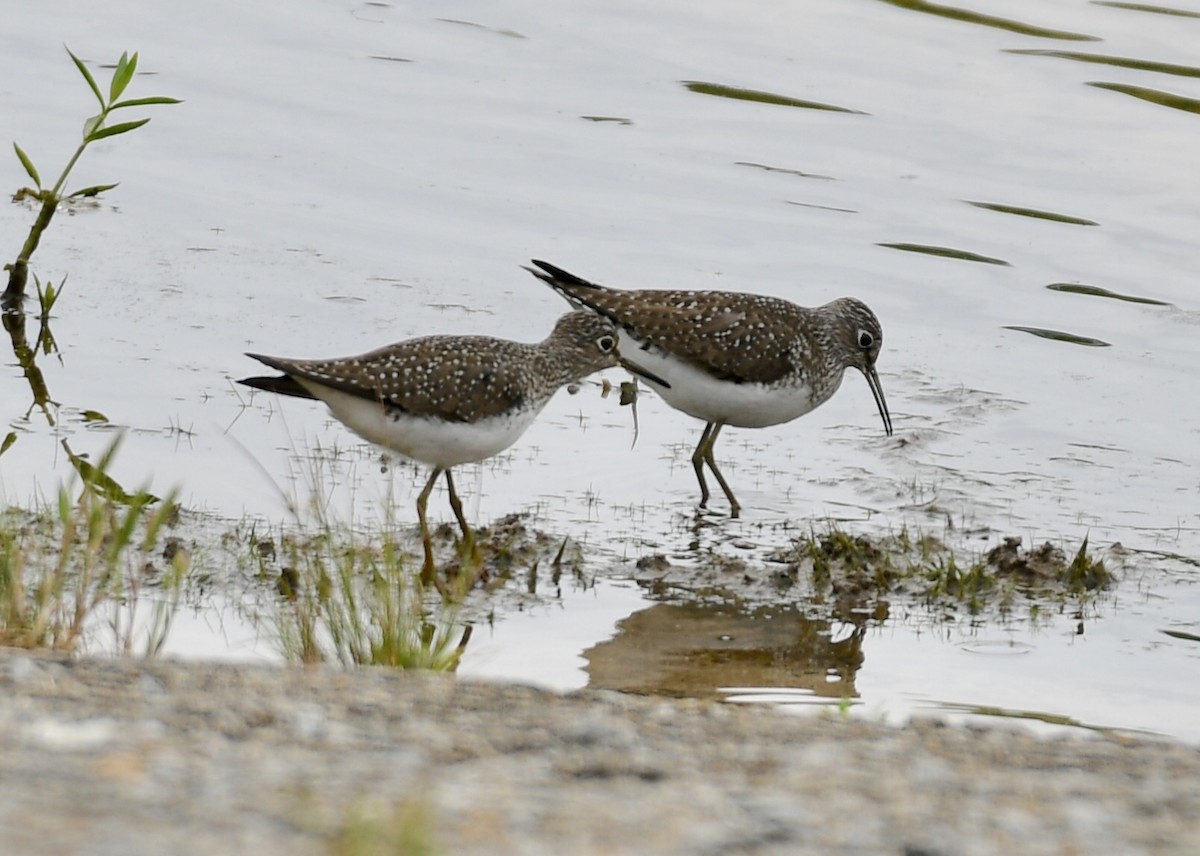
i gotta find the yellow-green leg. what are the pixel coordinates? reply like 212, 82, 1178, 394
695, 421, 740, 518
692, 422, 716, 509
416, 467, 443, 587
443, 469, 480, 567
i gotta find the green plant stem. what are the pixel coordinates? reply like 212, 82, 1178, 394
4, 120, 100, 304
4, 199, 54, 303
48, 136, 91, 201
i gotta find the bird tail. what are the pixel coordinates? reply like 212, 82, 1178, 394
238, 374, 317, 400
525, 259, 602, 291
524, 260, 613, 320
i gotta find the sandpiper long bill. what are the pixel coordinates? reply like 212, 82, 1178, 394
526, 260, 893, 518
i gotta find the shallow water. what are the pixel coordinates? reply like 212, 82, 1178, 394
3, 0, 1198, 740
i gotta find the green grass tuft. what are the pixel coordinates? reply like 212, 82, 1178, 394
0, 434, 186, 654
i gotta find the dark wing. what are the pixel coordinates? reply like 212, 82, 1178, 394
246, 337, 535, 423
528, 261, 803, 385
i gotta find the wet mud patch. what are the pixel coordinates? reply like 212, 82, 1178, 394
626, 527, 1117, 617
257, 511, 590, 605
582, 527, 1123, 709
222, 510, 611, 668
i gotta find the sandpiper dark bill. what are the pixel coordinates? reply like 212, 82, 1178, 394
239, 311, 625, 587
526, 260, 893, 518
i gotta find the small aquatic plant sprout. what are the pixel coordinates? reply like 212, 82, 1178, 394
5, 47, 180, 305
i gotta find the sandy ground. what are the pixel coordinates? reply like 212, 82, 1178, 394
2, 648, 1198, 856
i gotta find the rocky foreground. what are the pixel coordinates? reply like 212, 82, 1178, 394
2, 649, 1197, 856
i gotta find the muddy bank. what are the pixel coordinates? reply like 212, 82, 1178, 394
2, 649, 1197, 855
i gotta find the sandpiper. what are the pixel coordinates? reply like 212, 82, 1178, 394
239, 311, 626, 586
526, 260, 893, 518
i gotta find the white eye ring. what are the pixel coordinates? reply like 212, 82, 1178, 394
597, 335, 617, 353
857, 330, 874, 349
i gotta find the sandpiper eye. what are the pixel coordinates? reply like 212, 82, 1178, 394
597, 335, 617, 353
857, 329, 874, 350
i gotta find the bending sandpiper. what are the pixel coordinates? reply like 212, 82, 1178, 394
527, 260, 893, 518
240, 311, 627, 585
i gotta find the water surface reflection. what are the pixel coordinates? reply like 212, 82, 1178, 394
586, 599, 880, 700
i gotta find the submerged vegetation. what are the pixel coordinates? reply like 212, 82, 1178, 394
770, 525, 1115, 617
0, 436, 186, 654
246, 498, 584, 670
225, 440, 589, 669
265, 523, 472, 670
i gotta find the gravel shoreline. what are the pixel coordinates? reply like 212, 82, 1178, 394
2, 649, 1197, 855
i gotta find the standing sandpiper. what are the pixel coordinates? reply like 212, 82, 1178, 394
239, 311, 626, 586
526, 260, 893, 518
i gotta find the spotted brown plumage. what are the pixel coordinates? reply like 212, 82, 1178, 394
240, 311, 623, 587
248, 335, 554, 425
526, 260, 893, 518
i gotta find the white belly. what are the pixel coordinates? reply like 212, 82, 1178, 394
304, 384, 545, 469
619, 331, 841, 429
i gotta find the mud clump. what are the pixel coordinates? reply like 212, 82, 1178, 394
986, 536, 1114, 592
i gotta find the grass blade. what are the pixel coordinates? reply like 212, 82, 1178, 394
109, 51, 137, 103
681, 80, 866, 113
1087, 81, 1200, 115
1002, 325, 1111, 347
13, 142, 41, 187
66, 46, 106, 109
67, 183, 120, 199
85, 117, 151, 142
877, 242, 1011, 266
111, 96, 183, 109
1046, 282, 1170, 306
61, 437, 159, 506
